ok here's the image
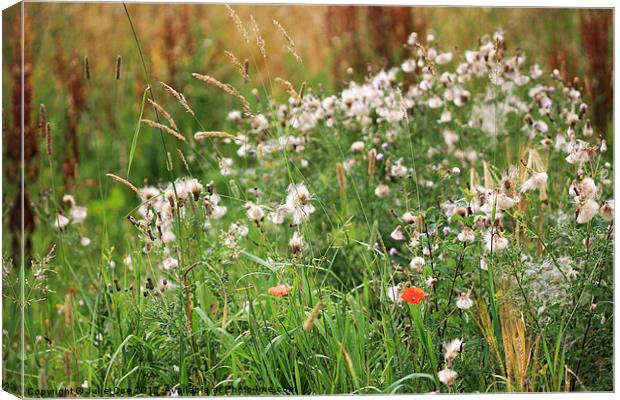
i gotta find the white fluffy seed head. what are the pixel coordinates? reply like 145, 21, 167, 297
599, 200, 614, 222
410, 256, 425, 272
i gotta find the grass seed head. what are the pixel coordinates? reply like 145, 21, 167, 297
225, 4, 249, 44
160, 81, 195, 116
224, 50, 250, 83
83, 56, 90, 80
250, 15, 266, 59
303, 301, 324, 331
147, 98, 179, 132
141, 118, 185, 141
273, 19, 302, 63
115, 55, 121, 80
105, 173, 141, 197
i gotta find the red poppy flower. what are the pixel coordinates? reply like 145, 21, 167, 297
401, 286, 425, 304
268, 284, 291, 297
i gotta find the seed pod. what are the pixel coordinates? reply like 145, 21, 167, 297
84, 56, 90, 80
64, 292, 73, 326
38, 104, 46, 138
455, 207, 467, 217
64, 351, 71, 382
336, 163, 346, 191
367, 148, 376, 176
45, 123, 53, 155
243, 59, 250, 79
579, 103, 588, 119
303, 301, 324, 331
115, 55, 121, 80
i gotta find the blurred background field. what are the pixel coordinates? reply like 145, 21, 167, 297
1, 3, 613, 393
4, 4, 613, 125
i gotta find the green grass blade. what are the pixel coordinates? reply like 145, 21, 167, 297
126, 86, 149, 177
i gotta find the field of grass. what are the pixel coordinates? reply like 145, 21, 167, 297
2, 3, 614, 396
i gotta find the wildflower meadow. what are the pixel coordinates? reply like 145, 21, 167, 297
2, 3, 614, 396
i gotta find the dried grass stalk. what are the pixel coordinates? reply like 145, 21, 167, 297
303, 301, 323, 331
192, 73, 251, 116
368, 149, 377, 176
336, 162, 346, 191
160, 81, 195, 116
224, 50, 250, 82
225, 4, 249, 44
177, 149, 190, 173
141, 118, 186, 141
64, 292, 73, 326
105, 173, 141, 197
482, 161, 494, 189
45, 123, 53, 156
250, 15, 266, 59
474, 295, 506, 377
147, 98, 178, 132
194, 131, 238, 140
38, 104, 46, 138
64, 351, 71, 383
275, 77, 300, 100
339, 342, 358, 382
500, 304, 533, 392
273, 19, 302, 63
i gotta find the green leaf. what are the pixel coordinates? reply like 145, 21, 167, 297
241, 251, 280, 272
127, 86, 150, 177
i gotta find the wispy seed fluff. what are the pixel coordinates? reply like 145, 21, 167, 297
457, 227, 475, 243
456, 292, 474, 310
443, 338, 464, 366
54, 213, 70, 230
390, 225, 405, 241
438, 367, 458, 386
285, 183, 316, 225
599, 200, 614, 222
520, 171, 547, 192
484, 230, 508, 252
576, 198, 599, 224
374, 184, 390, 198
402, 211, 417, 225
350, 141, 364, 153
570, 177, 597, 199
410, 256, 426, 272
289, 231, 304, 254
572, 177, 600, 224
245, 202, 265, 221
